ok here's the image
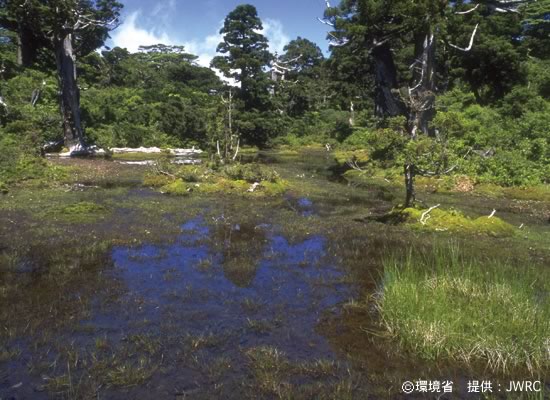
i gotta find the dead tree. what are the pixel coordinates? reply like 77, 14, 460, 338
270, 53, 302, 83
1, 1, 121, 154
218, 87, 240, 162
51, 11, 118, 154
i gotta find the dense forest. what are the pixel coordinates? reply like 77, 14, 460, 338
1, 0, 549, 202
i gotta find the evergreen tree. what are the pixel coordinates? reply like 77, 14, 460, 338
211, 4, 272, 111
275, 37, 327, 116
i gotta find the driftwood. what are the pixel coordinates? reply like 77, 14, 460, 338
420, 204, 440, 225
48, 146, 203, 158
110, 146, 202, 155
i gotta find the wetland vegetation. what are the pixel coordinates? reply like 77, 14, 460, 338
1, 0, 550, 398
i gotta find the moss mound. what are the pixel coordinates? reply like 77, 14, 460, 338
143, 174, 173, 187
146, 163, 288, 197
400, 207, 515, 237
222, 163, 280, 183
149, 164, 288, 196
57, 201, 110, 222
160, 179, 189, 196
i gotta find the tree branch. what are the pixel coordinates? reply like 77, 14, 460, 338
456, 4, 480, 14
317, 17, 334, 27
449, 24, 479, 52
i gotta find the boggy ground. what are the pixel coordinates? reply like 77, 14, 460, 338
0, 150, 548, 399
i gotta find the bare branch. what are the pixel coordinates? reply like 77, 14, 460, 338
317, 17, 334, 27
232, 138, 240, 161
456, 4, 479, 14
74, 12, 118, 31
487, 0, 529, 13
449, 24, 479, 52
328, 32, 349, 47
420, 204, 441, 225
346, 159, 364, 172
329, 39, 349, 47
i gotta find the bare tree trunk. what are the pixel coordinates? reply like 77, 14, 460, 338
17, 25, 39, 67
408, 29, 436, 137
403, 27, 436, 207
404, 163, 415, 207
54, 32, 86, 153
349, 100, 355, 126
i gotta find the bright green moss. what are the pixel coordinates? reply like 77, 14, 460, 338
260, 180, 289, 196
147, 162, 288, 197
143, 174, 173, 187
473, 216, 517, 237
401, 207, 515, 237
160, 179, 189, 196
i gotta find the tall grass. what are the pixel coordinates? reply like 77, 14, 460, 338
376, 244, 550, 374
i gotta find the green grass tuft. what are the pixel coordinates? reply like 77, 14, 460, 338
376, 244, 550, 374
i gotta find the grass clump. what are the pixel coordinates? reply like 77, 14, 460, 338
400, 207, 516, 237
376, 244, 550, 374
105, 358, 157, 388
223, 162, 280, 183
146, 162, 288, 196
143, 173, 173, 187
245, 346, 343, 397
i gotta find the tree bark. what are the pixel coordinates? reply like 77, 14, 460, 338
404, 163, 415, 208
54, 32, 86, 152
403, 27, 436, 207
372, 43, 406, 117
408, 29, 436, 137
16, 24, 40, 67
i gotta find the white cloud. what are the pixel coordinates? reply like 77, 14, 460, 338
182, 30, 223, 68
110, 11, 174, 53
261, 19, 290, 55
109, 12, 291, 87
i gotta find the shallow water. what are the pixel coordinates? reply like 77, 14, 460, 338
0, 150, 548, 399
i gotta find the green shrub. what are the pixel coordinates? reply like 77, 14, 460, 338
223, 163, 280, 183
476, 150, 544, 186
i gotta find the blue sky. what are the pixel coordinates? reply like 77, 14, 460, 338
108, 0, 335, 67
